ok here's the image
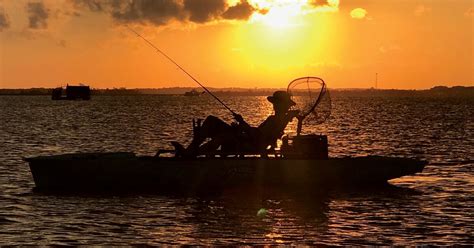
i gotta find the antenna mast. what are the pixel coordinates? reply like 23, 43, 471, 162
375, 73, 378, 89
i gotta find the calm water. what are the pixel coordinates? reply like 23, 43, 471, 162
0, 94, 472, 245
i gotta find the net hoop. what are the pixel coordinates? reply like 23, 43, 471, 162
286, 76, 331, 135
287, 76, 327, 119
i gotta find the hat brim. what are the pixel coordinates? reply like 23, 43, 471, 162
267, 96, 296, 106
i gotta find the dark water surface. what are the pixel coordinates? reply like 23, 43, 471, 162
0, 94, 472, 245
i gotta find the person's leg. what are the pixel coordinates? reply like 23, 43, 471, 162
172, 115, 234, 157
198, 136, 226, 155
186, 115, 232, 154
199, 115, 232, 137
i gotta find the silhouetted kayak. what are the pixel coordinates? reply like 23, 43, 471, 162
24, 153, 426, 192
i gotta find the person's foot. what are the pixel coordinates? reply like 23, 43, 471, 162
171, 141, 198, 158
171, 141, 186, 158
193, 119, 203, 141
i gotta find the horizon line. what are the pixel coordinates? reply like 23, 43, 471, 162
0, 83, 474, 90
1, 85, 473, 91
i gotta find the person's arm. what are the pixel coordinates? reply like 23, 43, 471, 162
233, 113, 252, 131
263, 110, 299, 138
285, 110, 300, 122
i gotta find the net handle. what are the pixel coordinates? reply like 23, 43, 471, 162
287, 76, 327, 136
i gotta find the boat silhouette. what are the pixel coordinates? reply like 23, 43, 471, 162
25, 151, 425, 193
52, 85, 91, 100
184, 89, 204, 96
25, 78, 426, 193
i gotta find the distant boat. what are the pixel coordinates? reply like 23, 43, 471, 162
184, 89, 203, 97
52, 85, 91, 100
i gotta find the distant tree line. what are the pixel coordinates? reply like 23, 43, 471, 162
0, 88, 53, 95
0, 86, 472, 97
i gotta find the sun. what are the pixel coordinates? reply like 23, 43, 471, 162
248, 0, 339, 28
249, 0, 308, 28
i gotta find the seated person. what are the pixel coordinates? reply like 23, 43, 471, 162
172, 91, 299, 157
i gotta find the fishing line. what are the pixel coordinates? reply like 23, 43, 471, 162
125, 25, 237, 116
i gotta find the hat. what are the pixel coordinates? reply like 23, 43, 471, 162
267, 91, 296, 106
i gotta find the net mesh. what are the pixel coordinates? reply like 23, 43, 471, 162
287, 77, 331, 126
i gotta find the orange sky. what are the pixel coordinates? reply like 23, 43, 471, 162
0, 0, 472, 89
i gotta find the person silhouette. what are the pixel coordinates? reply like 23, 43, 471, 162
172, 91, 299, 157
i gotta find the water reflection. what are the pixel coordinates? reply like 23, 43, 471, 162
16, 185, 423, 245
179, 188, 330, 245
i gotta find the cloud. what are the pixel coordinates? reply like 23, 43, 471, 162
71, 0, 338, 27
379, 44, 402, 54
71, 0, 108, 12
310, 0, 339, 8
183, 0, 226, 23
222, 0, 255, 20
308, 61, 342, 69
27, 2, 50, 29
466, 8, 474, 17
57, 39, 67, 47
110, 0, 184, 26
72, 0, 258, 25
414, 5, 431, 16
309, 0, 339, 12
350, 8, 367, 19
0, 7, 10, 31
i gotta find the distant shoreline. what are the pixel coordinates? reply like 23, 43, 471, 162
0, 86, 472, 97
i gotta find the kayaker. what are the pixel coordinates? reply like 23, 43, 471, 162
172, 91, 299, 157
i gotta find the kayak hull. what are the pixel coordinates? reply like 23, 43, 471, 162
25, 153, 426, 192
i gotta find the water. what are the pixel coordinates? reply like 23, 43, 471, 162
0, 94, 472, 245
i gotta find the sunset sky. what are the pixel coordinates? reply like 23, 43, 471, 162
0, 0, 472, 89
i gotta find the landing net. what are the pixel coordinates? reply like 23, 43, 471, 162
287, 77, 331, 134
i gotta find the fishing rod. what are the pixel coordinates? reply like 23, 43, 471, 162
125, 25, 237, 116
